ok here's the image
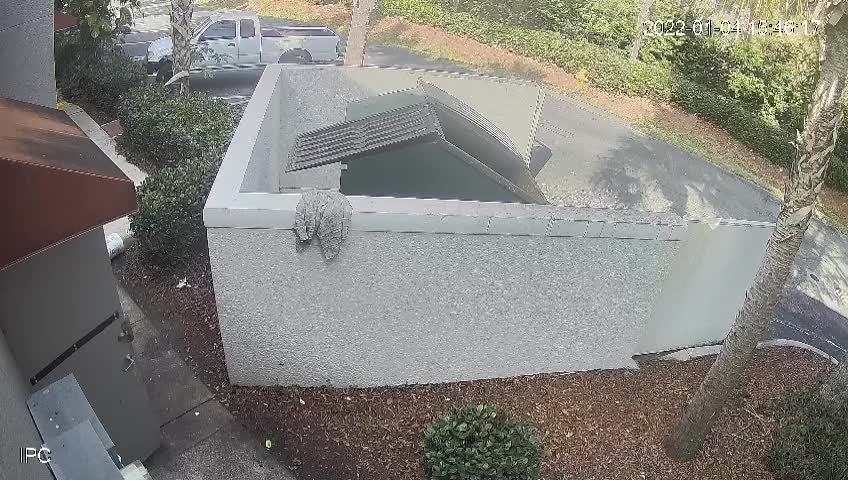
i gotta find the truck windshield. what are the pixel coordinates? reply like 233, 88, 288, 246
193, 17, 213, 39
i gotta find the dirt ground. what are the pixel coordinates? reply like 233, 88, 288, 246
114, 247, 833, 480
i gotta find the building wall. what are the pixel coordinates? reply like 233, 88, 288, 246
0, 230, 121, 382
0, 3, 59, 479
208, 223, 681, 387
0, 1, 56, 107
0, 329, 53, 480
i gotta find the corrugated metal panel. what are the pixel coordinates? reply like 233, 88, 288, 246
287, 101, 444, 172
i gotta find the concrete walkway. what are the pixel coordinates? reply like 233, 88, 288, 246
119, 286, 297, 480
64, 102, 148, 240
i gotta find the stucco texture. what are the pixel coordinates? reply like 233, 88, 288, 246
208, 227, 679, 387
0, 330, 53, 480
0, 1, 55, 107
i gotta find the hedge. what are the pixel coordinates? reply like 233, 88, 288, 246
131, 154, 222, 266
117, 84, 238, 169
380, 0, 848, 192
54, 31, 147, 117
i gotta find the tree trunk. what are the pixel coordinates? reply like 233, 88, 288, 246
170, 0, 194, 94
665, 16, 848, 461
345, 0, 378, 66
629, 0, 655, 61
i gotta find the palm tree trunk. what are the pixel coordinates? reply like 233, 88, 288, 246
345, 0, 378, 66
170, 0, 194, 94
665, 15, 848, 461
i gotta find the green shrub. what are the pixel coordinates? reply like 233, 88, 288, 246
117, 84, 237, 168
431, 0, 637, 48
573, 0, 637, 48
55, 29, 91, 97
55, 30, 147, 116
670, 78, 797, 167
421, 404, 541, 480
78, 47, 148, 116
767, 365, 848, 480
130, 155, 222, 266
643, 34, 818, 130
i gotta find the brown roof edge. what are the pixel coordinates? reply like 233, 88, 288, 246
0, 97, 137, 271
54, 12, 79, 32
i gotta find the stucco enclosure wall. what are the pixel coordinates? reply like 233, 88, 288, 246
206, 65, 776, 387
638, 220, 773, 353
208, 224, 681, 386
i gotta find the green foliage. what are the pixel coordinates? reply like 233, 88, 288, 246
55, 29, 95, 97
381, 0, 848, 193
429, 0, 638, 48
54, 30, 147, 116
573, 0, 638, 48
767, 366, 848, 480
59, 0, 137, 44
669, 78, 797, 167
117, 84, 238, 168
643, 34, 818, 130
80, 48, 147, 116
131, 156, 222, 266
421, 404, 541, 480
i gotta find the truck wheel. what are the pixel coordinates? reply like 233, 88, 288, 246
156, 61, 174, 83
279, 50, 312, 64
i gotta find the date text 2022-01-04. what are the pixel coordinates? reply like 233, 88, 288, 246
643, 18, 823, 37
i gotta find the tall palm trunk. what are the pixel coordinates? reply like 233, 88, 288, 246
666, 15, 848, 461
345, 0, 378, 66
170, 0, 194, 94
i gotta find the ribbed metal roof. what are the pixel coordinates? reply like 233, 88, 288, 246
285, 79, 547, 205
0, 97, 137, 271
287, 101, 444, 172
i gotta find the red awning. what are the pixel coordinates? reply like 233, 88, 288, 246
0, 97, 137, 271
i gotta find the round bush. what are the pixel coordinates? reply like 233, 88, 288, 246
79, 47, 148, 117
130, 156, 221, 266
118, 84, 237, 168
422, 404, 541, 480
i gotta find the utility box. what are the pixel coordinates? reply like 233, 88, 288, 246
0, 97, 159, 464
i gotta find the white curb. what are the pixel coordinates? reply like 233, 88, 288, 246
662, 339, 840, 365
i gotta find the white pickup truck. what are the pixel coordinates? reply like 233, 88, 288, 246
146, 11, 342, 80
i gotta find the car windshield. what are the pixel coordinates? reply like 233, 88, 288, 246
193, 17, 213, 38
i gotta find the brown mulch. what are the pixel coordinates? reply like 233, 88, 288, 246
66, 95, 115, 125
114, 246, 833, 480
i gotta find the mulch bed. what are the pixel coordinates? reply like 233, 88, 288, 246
66, 95, 115, 125
114, 246, 833, 480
